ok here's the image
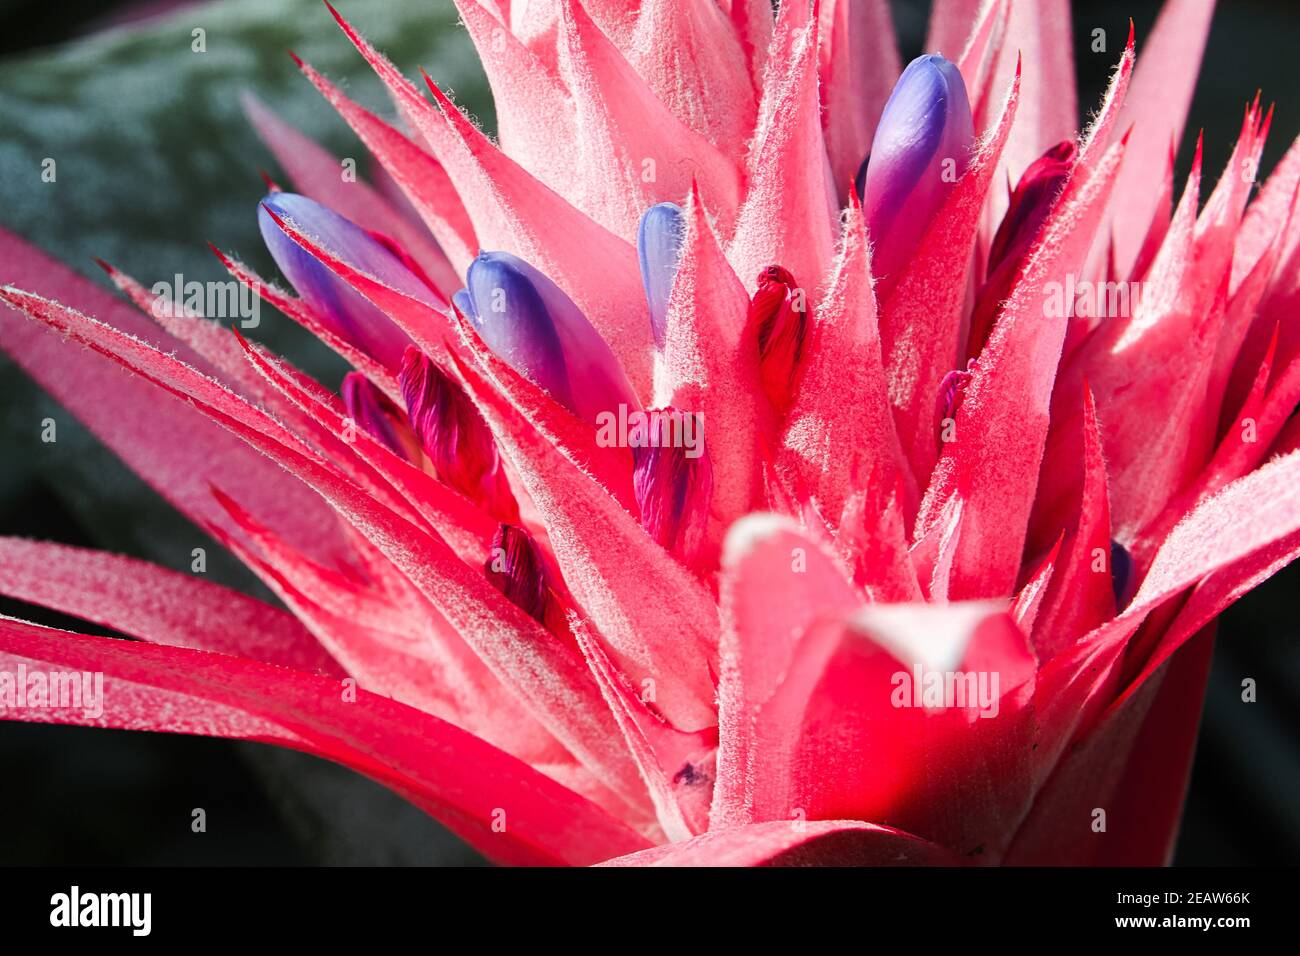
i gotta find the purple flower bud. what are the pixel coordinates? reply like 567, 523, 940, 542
340, 372, 422, 465
631, 407, 713, 568
258, 192, 435, 369
636, 202, 685, 350
934, 359, 974, 449
463, 251, 639, 425
860, 55, 975, 283
1110, 540, 1135, 610
399, 347, 517, 523
484, 523, 556, 626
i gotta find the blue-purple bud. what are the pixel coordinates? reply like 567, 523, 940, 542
258, 192, 434, 370
461, 251, 639, 425
636, 202, 686, 350
860, 55, 975, 283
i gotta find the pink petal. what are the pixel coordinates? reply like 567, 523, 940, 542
924, 0, 985, 60
204, 504, 587, 795
817, 0, 900, 193
778, 191, 916, 525
597, 819, 958, 866
1011, 532, 1061, 634
94, 257, 284, 405
321, 7, 653, 395
1007, 628, 1214, 865
712, 516, 861, 829
448, 0, 582, 205
0, 284, 644, 807
1105, 0, 1216, 277
293, 55, 477, 275
724, 0, 774, 89
877, 64, 1018, 486
1033, 450, 1300, 779
550, 0, 744, 235
984, 0, 1076, 224
717, 519, 1036, 859
0, 231, 353, 569
242, 91, 460, 295
236, 337, 499, 563
0, 617, 649, 866
573, 617, 714, 840
658, 186, 768, 560
1233, 133, 1300, 291
836, 481, 923, 603
0, 538, 339, 675
431, 78, 657, 397
626, 0, 758, 163
955, 0, 1011, 125
1031, 385, 1116, 656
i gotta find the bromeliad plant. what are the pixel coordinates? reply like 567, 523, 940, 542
1, 0, 1297, 866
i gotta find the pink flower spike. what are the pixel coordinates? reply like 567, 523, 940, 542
7, 0, 1300, 870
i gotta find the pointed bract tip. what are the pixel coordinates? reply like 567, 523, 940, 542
287, 49, 304, 67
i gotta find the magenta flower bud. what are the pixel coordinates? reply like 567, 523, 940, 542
462, 251, 640, 425
934, 359, 974, 449
860, 55, 975, 283
399, 347, 517, 523
636, 202, 686, 350
967, 141, 1076, 361
341, 371, 417, 461
258, 192, 435, 369
745, 265, 808, 416
484, 523, 557, 627
631, 407, 712, 567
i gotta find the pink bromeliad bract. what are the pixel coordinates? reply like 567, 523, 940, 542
1, 0, 1297, 866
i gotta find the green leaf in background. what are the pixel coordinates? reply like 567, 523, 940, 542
0, 0, 494, 865
0, 0, 491, 562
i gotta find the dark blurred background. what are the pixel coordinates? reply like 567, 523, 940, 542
0, 0, 1296, 865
